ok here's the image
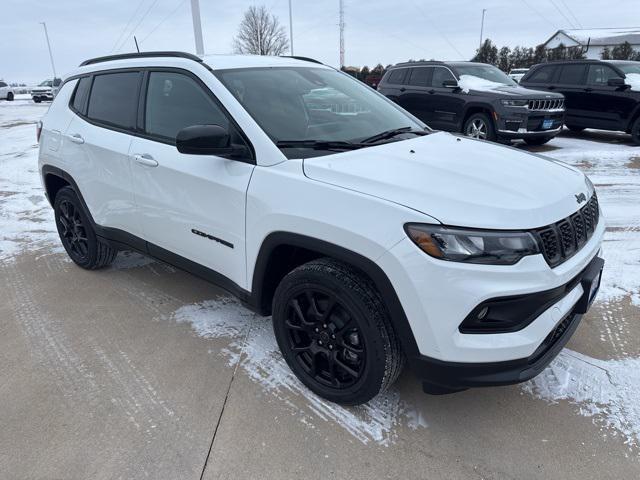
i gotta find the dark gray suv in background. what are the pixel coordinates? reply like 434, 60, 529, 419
378, 61, 566, 145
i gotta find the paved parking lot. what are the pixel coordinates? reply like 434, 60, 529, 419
1, 97, 639, 479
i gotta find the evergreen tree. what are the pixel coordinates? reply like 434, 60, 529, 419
498, 46, 511, 71
472, 39, 499, 65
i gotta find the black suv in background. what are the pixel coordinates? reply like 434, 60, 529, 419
378, 61, 566, 145
520, 60, 640, 145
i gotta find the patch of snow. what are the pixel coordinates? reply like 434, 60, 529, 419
458, 74, 506, 94
624, 73, 640, 92
172, 298, 427, 446
524, 349, 640, 450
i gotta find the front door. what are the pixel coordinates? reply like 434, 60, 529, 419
130, 70, 254, 288
427, 66, 465, 131
584, 64, 634, 130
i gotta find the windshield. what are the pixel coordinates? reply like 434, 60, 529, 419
38, 80, 52, 87
455, 65, 517, 86
215, 67, 425, 156
614, 62, 640, 75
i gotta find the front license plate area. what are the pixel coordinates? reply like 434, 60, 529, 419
542, 119, 554, 129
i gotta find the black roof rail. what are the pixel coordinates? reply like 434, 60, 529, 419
80, 51, 202, 67
391, 60, 447, 68
279, 55, 324, 65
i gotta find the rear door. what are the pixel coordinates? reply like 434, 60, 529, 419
584, 64, 633, 130
129, 69, 254, 288
62, 71, 143, 237
555, 63, 590, 127
397, 67, 432, 123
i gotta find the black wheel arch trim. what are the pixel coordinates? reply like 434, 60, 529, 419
251, 232, 421, 360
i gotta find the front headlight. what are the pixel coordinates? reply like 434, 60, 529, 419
500, 99, 528, 107
405, 224, 540, 265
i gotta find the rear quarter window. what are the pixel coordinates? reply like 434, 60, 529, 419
87, 72, 140, 129
71, 76, 92, 114
386, 69, 408, 85
526, 66, 557, 83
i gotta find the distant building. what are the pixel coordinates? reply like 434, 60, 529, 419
542, 28, 640, 59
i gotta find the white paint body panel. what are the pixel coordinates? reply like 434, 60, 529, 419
39, 54, 604, 365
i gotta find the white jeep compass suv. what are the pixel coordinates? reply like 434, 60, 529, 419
38, 52, 604, 405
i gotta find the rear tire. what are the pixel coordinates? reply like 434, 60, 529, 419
463, 113, 497, 142
272, 258, 404, 405
33, 97, 41, 103
54, 187, 118, 270
524, 136, 553, 146
631, 117, 640, 146
566, 125, 584, 133
7, 92, 14, 101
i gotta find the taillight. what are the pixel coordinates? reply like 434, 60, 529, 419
36, 121, 42, 143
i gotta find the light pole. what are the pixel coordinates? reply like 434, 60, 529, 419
479, 9, 487, 50
190, 0, 205, 56
288, 0, 294, 55
40, 22, 57, 81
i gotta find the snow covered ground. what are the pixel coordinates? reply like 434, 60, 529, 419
1, 98, 639, 451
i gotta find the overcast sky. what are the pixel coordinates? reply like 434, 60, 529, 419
2, 0, 638, 83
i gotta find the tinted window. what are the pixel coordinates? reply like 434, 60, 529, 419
527, 66, 557, 83
387, 69, 407, 85
408, 67, 431, 87
558, 64, 587, 85
87, 72, 139, 129
587, 64, 623, 85
145, 71, 230, 141
71, 77, 92, 113
432, 67, 456, 87
0, 82, 7, 88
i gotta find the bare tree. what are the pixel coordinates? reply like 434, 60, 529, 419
233, 5, 289, 56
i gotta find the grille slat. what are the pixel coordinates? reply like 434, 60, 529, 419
535, 194, 599, 268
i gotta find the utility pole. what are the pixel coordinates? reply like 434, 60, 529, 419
40, 22, 57, 81
339, 0, 345, 68
288, 0, 294, 55
190, 0, 205, 56
479, 8, 487, 50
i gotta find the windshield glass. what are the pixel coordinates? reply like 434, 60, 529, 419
215, 67, 424, 155
455, 65, 517, 86
615, 62, 640, 75
38, 80, 52, 87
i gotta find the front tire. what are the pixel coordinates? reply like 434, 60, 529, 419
272, 258, 404, 405
33, 97, 41, 103
54, 187, 117, 269
524, 136, 553, 146
463, 112, 497, 142
631, 117, 640, 146
7, 92, 14, 101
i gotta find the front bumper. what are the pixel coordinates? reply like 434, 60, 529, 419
416, 255, 604, 393
496, 109, 565, 139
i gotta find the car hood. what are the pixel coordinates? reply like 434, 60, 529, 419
302, 132, 589, 229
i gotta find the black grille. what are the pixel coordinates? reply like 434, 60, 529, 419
534, 194, 600, 268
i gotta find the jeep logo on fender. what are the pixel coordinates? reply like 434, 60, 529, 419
575, 192, 587, 204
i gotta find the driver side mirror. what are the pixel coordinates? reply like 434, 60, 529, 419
607, 77, 626, 88
176, 124, 250, 159
442, 79, 459, 89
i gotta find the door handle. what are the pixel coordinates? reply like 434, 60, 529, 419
399, 87, 406, 92
133, 154, 159, 167
66, 133, 84, 144
584, 87, 593, 92
428, 89, 435, 94
547, 86, 556, 90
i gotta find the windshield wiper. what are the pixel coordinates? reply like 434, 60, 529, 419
275, 140, 366, 151
360, 127, 429, 144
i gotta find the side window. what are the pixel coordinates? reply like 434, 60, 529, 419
527, 66, 557, 83
0, 82, 7, 88
387, 69, 407, 85
431, 67, 455, 87
144, 71, 230, 142
407, 67, 431, 87
87, 72, 140, 129
557, 64, 587, 85
71, 77, 92, 114
587, 65, 622, 85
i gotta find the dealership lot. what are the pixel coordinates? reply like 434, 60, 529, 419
1, 97, 639, 479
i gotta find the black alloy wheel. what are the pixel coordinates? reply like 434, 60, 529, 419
272, 258, 404, 405
284, 287, 366, 390
58, 199, 90, 261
